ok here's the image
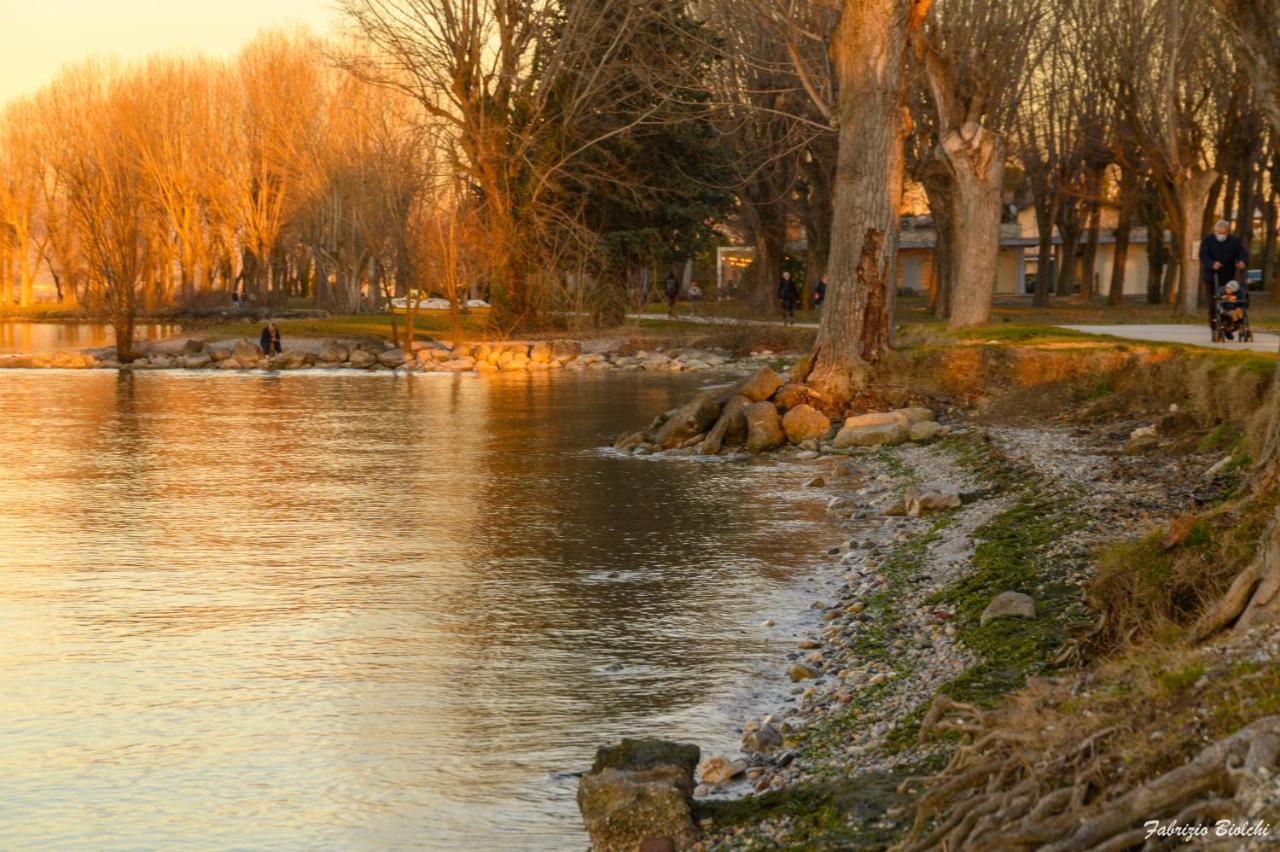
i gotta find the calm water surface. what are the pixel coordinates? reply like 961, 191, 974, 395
0, 322, 179, 355
0, 370, 839, 850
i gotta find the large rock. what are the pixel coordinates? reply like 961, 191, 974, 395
180, 338, 205, 355
832, 412, 910, 448
904, 486, 961, 517
349, 349, 378, 369
551, 339, 583, 361
699, 395, 750, 455
318, 340, 349, 363
772, 382, 815, 412
697, 756, 747, 786
378, 348, 410, 368
744, 401, 785, 453
654, 395, 722, 449
736, 366, 785, 402
270, 349, 310, 370
782, 404, 831, 445
529, 341, 552, 363
980, 591, 1037, 626
909, 421, 947, 442
181, 352, 212, 369
232, 338, 261, 361
741, 723, 783, 754
578, 738, 700, 852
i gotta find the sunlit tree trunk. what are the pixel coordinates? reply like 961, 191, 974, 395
945, 128, 1003, 327
808, 0, 920, 403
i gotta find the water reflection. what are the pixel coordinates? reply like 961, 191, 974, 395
0, 321, 179, 354
0, 370, 839, 849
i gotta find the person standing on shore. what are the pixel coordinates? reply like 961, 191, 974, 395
664, 271, 680, 318
260, 321, 282, 356
778, 271, 800, 324
1200, 219, 1248, 332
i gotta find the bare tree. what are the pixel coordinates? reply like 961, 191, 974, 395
912, 0, 1044, 327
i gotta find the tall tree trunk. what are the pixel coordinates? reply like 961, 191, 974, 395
1264, 191, 1278, 296
945, 128, 1004, 328
754, 214, 787, 313
1055, 204, 1081, 297
1081, 189, 1101, 300
807, 0, 917, 403
1032, 193, 1056, 307
1110, 169, 1139, 305
921, 156, 955, 316
1173, 167, 1219, 316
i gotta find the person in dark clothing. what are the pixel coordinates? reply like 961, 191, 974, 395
1200, 219, 1248, 330
778, 272, 800, 324
812, 274, 828, 311
664, 271, 680, 318
260, 321, 282, 356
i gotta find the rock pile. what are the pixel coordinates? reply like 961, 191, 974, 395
616, 367, 950, 457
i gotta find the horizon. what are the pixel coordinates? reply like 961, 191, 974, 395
0, 0, 336, 106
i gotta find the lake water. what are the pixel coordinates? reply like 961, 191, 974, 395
0, 369, 840, 850
0, 321, 180, 355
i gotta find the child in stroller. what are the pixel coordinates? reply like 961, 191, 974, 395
1213, 280, 1253, 342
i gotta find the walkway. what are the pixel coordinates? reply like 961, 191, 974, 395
1058, 324, 1280, 353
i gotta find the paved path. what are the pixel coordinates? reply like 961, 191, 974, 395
1059, 323, 1280, 353
626, 312, 819, 328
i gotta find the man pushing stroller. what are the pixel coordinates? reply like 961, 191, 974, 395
1200, 219, 1248, 336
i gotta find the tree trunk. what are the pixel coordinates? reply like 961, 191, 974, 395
1110, 170, 1139, 306
921, 155, 955, 316
1264, 191, 1278, 296
1174, 168, 1219, 316
1081, 198, 1101, 300
807, 0, 916, 404
1032, 193, 1056, 307
945, 128, 1003, 328
754, 216, 786, 313
1055, 207, 1081, 297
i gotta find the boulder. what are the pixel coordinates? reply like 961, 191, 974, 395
208, 345, 233, 362
1124, 426, 1159, 454
578, 739, 700, 852
744, 401, 785, 453
909, 421, 947, 442
232, 338, 261, 361
894, 406, 935, 424
904, 487, 961, 516
832, 412, 909, 448
148, 354, 176, 369
349, 349, 378, 369
741, 723, 783, 754
217, 357, 242, 370
529, 341, 552, 363
782, 404, 831, 445
378, 348, 410, 368
980, 591, 1037, 626
697, 756, 747, 786
654, 395, 722, 449
772, 382, 815, 412
736, 366, 785, 402
182, 352, 212, 369
318, 340, 349, 363
699, 395, 750, 455
551, 339, 582, 361
180, 338, 205, 355
474, 361, 497, 372
270, 349, 310, 370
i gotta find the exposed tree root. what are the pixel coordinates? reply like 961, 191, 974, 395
896, 692, 1280, 852
1196, 507, 1280, 641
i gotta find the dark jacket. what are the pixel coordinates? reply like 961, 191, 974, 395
778, 277, 800, 304
813, 279, 827, 306
260, 326, 281, 355
1200, 233, 1248, 288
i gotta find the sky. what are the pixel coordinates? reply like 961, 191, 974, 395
0, 0, 338, 106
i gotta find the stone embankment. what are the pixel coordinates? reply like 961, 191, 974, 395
0, 338, 783, 375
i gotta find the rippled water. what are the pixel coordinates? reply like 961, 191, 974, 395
0, 369, 839, 849
0, 322, 179, 355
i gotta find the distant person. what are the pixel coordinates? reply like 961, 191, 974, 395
260, 320, 282, 356
664, 271, 680, 317
813, 274, 828, 311
1201, 219, 1248, 332
778, 271, 800, 324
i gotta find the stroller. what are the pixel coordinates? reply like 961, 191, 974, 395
1213, 280, 1254, 343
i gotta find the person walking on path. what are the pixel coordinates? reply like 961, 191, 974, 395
778, 271, 800, 325
260, 320, 282, 356
1200, 219, 1248, 332
664, 271, 680, 318
812, 273, 827, 312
